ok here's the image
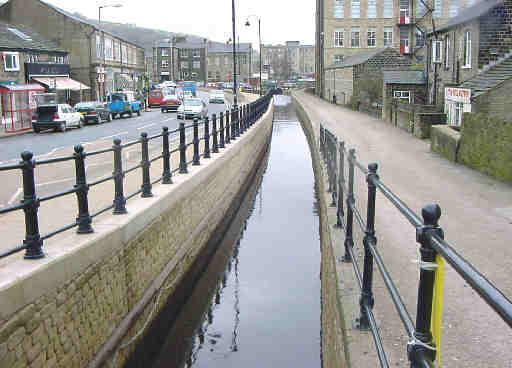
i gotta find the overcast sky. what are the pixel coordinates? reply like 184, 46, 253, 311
45, 0, 316, 47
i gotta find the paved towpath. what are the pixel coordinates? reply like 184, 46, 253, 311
294, 91, 512, 368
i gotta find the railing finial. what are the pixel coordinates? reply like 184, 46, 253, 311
421, 204, 441, 227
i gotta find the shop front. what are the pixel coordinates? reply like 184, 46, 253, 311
444, 87, 471, 127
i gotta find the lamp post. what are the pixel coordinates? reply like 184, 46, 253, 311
245, 15, 262, 96
98, 3, 122, 100
231, 0, 237, 107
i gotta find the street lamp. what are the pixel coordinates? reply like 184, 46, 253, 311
231, 0, 237, 107
98, 3, 123, 100
245, 15, 262, 96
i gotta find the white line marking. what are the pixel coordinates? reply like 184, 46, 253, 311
7, 188, 22, 206
137, 123, 156, 130
100, 131, 129, 140
35, 146, 64, 159
163, 117, 175, 122
36, 177, 74, 186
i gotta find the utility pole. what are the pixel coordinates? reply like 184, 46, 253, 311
231, 0, 238, 106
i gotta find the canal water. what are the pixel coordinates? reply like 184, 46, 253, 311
125, 95, 321, 368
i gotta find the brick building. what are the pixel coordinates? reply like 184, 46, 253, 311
0, 0, 145, 101
425, 0, 512, 124
315, 0, 483, 98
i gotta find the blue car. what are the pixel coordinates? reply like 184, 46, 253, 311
107, 91, 142, 119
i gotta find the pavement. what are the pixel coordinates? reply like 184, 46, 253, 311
294, 91, 512, 368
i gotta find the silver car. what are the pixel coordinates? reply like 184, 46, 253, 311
177, 98, 208, 120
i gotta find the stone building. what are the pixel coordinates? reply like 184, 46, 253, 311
262, 41, 316, 80
0, 0, 145, 101
206, 41, 252, 84
315, 0, 483, 98
425, 0, 512, 124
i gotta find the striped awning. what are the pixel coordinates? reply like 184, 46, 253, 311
32, 77, 90, 91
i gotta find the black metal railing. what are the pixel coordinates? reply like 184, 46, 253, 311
0, 91, 275, 260
319, 124, 512, 367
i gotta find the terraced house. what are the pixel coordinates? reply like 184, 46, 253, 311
0, 0, 145, 101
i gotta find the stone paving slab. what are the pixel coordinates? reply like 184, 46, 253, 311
294, 91, 512, 368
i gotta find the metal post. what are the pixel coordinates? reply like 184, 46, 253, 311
113, 139, 127, 214
409, 204, 442, 367
231, 107, 237, 140
235, 106, 240, 137
219, 111, 225, 148
204, 116, 211, 159
212, 113, 219, 153
259, 18, 262, 96
231, 0, 238, 107
74, 145, 93, 234
330, 136, 338, 207
20, 151, 44, 259
341, 148, 356, 263
356, 163, 378, 331
335, 140, 345, 228
225, 109, 231, 144
179, 122, 188, 173
140, 132, 153, 197
193, 118, 200, 165
239, 105, 244, 134
162, 126, 172, 184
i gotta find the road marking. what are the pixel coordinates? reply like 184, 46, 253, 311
137, 123, 156, 130
35, 146, 64, 159
7, 188, 22, 206
100, 131, 129, 140
163, 117, 175, 122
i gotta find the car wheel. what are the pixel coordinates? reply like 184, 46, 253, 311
60, 122, 66, 132
137, 109, 141, 116
107, 113, 112, 122
78, 119, 84, 129
128, 110, 133, 118
33, 126, 40, 133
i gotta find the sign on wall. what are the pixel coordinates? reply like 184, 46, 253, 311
445, 87, 471, 104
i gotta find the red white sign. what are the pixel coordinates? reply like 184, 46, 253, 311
445, 87, 471, 104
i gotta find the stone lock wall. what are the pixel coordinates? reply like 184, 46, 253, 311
0, 101, 274, 368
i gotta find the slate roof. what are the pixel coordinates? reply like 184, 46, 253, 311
325, 48, 390, 69
383, 70, 426, 84
154, 39, 252, 53
38, 0, 144, 48
430, 0, 503, 34
0, 21, 66, 52
460, 53, 512, 98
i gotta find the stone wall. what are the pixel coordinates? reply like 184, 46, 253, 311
472, 78, 512, 122
430, 124, 461, 162
458, 112, 512, 181
0, 102, 274, 368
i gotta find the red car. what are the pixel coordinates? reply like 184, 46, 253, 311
148, 90, 164, 107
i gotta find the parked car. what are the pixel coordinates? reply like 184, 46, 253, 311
32, 103, 84, 133
148, 89, 164, 107
75, 101, 112, 124
177, 98, 208, 120
161, 93, 182, 113
107, 91, 142, 119
208, 90, 225, 104
183, 90, 194, 99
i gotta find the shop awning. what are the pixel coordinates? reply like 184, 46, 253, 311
32, 77, 90, 91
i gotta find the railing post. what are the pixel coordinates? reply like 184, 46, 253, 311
330, 136, 338, 207
74, 145, 93, 234
236, 106, 241, 137
231, 107, 237, 141
20, 151, 44, 259
113, 139, 127, 214
335, 140, 345, 228
341, 148, 356, 262
140, 132, 153, 198
212, 113, 219, 153
162, 126, 172, 184
225, 109, 231, 144
219, 111, 225, 148
356, 163, 378, 331
326, 133, 334, 193
409, 204, 442, 367
204, 116, 211, 159
241, 105, 246, 134
193, 118, 200, 165
179, 122, 188, 174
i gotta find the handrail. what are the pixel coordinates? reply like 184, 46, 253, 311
0, 90, 277, 260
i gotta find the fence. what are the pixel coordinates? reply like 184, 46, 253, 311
319, 124, 512, 367
0, 91, 275, 260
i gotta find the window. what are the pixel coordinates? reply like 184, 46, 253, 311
193, 49, 200, 58
444, 36, 450, 69
105, 38, 113, 60
416, 29, 425, 47
26, 53, 39, 63
367, 27, 376, 47
334, 0, 344, 18
3, 52, 20, 71
450, 0, 459, 17
334, 55, 344, 64
162, 59, 169, 68
432, 40, 442, 63
351, 0, 360, 18
417, 0, 427, 17
225, 56, 230, 65
463, 31, 471, 67
181, 49, 188, 57
394, 90, 411, 102
96, 34, 103, 59
434, 0, 442, 17
181, 61, 188, 69
216, 57, 220, 66
122, 45, 127, 64
54, 55, 66, 64
162, 49, 169, 57
334, 29, 344, 47
351, 27, 360, 47
114, 41, 120, 62
193, 61, 200, 69
368, 0, 376, 18
384, 27, 393, 47
384, 0, 393, 18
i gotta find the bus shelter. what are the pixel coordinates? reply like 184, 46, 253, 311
0, 84, 44, 133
